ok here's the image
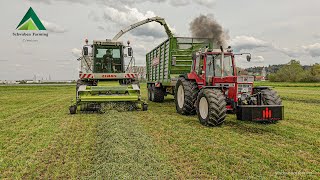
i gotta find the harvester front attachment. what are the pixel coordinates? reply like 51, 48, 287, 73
69, 73, 148, 114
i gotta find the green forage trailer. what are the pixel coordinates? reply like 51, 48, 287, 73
146, 37, 214, 102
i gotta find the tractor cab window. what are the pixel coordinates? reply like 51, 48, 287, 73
193, 55, 200, 73
206, 55, 214, 77
223, 55, 234, 76
214, 56, 222, 77
213, 55, 234, 77
194, 55, 204, 75
193, 54, 205, 75
94, 47, 122, 73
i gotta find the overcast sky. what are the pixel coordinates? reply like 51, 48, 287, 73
1, 0, 319, 80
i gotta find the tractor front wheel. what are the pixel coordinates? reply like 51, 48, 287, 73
196, 89, 226, 126
174, 77, 198, 115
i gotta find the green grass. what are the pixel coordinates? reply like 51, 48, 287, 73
0, 83, 319, 179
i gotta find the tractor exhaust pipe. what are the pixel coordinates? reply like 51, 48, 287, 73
220, 46, 224, 78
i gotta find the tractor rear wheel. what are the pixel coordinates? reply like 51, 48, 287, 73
196, 89, 227, 126
152, 86, 165, 102
261, 89, 282, 105
175, 77, 198, 115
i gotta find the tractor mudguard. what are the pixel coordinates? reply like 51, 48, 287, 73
236, 105, 284, 122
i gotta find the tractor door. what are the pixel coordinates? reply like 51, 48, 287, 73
205, 54, 215, 85
197, 54, 206, 85
191, 54, 206, 85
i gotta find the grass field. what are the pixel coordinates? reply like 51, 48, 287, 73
0, 82, 319, 179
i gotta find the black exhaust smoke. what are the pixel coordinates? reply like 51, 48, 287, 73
189, 14, 229, 47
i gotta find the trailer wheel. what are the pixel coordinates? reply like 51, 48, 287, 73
152, 86, 164, 102
175, 77, 198, 115
196, 89, 226, 126
148, 85, 152, 101
261, 89, 282, 105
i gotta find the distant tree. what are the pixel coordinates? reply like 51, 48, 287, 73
311, 63, 320, 76
311, 63, 320, 81
275, 60, 304, 82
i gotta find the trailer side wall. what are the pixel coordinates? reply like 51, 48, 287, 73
146, 37, 214, 86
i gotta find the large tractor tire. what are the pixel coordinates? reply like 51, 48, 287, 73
152, 85, 165, 102
261, 89, 282, 105
174, 77, 198, 115
196, 89, 227, 126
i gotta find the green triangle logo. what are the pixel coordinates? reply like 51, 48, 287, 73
16, 7, 46, 30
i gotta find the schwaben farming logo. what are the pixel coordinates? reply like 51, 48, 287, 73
16, 7, 46, 30
13, 7, 48, 40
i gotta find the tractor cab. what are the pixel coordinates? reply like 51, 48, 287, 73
191, 50, 238, 86
190, 47, 252, 87
189, 48, 255, 108
82, 40, 130, 74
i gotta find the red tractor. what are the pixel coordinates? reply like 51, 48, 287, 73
174, 47, 283, 126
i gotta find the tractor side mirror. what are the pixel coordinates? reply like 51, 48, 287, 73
83, 46, 88, 56
128, 47, 133, 57
246, 55, 251, 62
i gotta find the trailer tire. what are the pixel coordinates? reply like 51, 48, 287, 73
175, 77, 198, 115
261, 89, 282, 105
148, 85, 153, 101
196, 89, 226, 126
152, 86, 165, 102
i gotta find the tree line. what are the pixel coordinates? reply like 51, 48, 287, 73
243, 60, 320, 82
268, 60, 320, 82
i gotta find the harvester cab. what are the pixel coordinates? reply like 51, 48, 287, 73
175, 47, 284, 126
69, 39, 147, 114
